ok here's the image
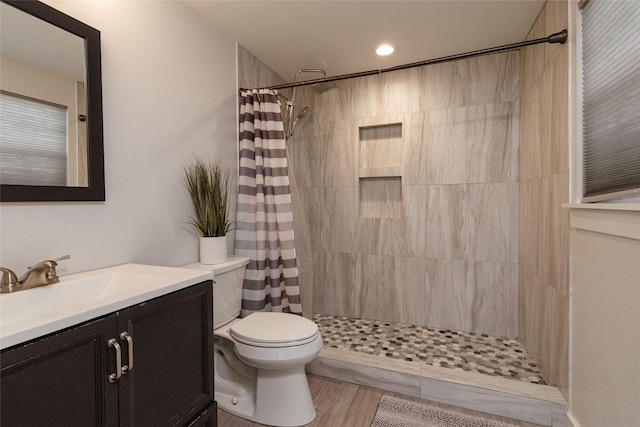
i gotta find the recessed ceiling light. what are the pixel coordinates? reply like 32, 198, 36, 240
376, 44, 394, 56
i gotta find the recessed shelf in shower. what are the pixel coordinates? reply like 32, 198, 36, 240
357, 119, 404, 219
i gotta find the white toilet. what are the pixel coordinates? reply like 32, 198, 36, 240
184, 256, 323, 427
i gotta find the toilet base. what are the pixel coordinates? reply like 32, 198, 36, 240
216, 365, 316, 427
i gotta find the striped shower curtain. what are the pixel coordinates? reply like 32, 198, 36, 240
236, 89, 302, 316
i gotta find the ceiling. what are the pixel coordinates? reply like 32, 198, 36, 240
183, 0, 547, 83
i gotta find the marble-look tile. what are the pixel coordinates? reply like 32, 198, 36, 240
548, 288, 569, 400
312, 251, 326, 314
288, 122, 323, 188
359, 123, 403, 170
355, 217, 385, 255
518, 252, 539, 358
508, 263, 519, 338
313, 78, 355, 123
510, 183, 519, 264
520, 11, 547, 94
510, 101, 520, 183
546, 172, 569, 297
312, 333, 567, 425
465, 102, 514, 184
419, 377, 552, 426
319, 346, 422, 377
305, 356, 322, 376
354, 254, 397, 322
425, 185, 465, 260
466, 51, 519, 105
425, 258, 466, 331
237, 44, 286, 90
401, 113, 427, 185
392, 257, 427, 326
535, 67, 553, 178
550, 50, 569, 174
387, 66, 425, 114
297, 187, 324, 252
316, 347, 422, 398
519, 178, 545, 284
465, 261, 512, 337
358, 178, 402, 219
419, 364, 554, 402
323, 187, 356, 253
545, 0, 568, 66
532, 280, 551, 384
386, 185, 426, 258
465, 183, 510, 263
519, 178, 546, 358
323, 120, 356, 187
424, 108, 466, 184
518, 87, 538, 182
297, 252, 314, 318
319, 252, 356, 317
424, 60, 466, 110
354, 73, 388, 118
552, 403, 568, 427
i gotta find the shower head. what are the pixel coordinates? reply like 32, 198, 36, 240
296, 107, 310, 119
289, 106, 310, 137
311, 80, 338, 94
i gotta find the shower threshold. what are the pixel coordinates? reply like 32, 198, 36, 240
307, 314, 567, 427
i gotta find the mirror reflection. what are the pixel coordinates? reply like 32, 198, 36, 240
0, 1, 88, 187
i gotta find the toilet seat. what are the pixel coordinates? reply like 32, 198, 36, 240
230, 312, 319, 348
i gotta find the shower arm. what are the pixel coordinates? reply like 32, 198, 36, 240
243, 30, 567, 92
291, 69, 327, 105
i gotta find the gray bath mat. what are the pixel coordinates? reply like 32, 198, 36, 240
371, 395, 518, 427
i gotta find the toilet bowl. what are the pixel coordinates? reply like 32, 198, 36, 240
183, 256, 323, 427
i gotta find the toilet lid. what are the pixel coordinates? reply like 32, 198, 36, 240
230, 312, 319, 345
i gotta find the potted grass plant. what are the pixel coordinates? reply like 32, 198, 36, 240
183, 158, 233, 264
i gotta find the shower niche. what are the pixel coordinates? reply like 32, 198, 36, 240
357, 118, 404, 219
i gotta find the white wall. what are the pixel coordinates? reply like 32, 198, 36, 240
0, 1, 238, 276
569, 208, 640, 427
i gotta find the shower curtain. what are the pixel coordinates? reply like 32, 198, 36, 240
236, 89, 302, 316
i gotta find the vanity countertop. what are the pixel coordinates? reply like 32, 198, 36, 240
0, 263, 213, 350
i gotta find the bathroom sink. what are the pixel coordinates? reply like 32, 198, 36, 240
0, 263, 213, 350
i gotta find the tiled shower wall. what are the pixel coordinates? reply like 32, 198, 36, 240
237, 0, 570, 395
518, 1, 570, 399
287, 52, 521, 339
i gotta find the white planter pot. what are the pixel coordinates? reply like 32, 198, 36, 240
199, 236, 227, 265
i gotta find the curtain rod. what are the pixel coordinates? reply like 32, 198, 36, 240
244, 30, 567, 92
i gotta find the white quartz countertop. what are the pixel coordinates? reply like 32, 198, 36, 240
0, 263, 213, 350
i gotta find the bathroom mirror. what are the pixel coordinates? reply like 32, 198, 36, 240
0, 0, 104, 202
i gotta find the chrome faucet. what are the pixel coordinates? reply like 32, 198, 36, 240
0, 255, 70, 293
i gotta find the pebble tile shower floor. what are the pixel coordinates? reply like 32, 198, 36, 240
313, 314, 547, 385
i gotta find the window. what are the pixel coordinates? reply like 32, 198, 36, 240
579, 0, 640, 202
0, 91, 68, 186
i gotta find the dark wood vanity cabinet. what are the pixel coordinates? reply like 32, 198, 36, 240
0, 281, 216, 427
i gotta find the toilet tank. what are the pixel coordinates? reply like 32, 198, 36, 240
183, 256, 249, 329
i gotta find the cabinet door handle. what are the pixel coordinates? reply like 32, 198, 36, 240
108, 338, 122, 383
119, 331, 134, 373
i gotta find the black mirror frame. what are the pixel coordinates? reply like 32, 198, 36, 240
0, 0, 104, 202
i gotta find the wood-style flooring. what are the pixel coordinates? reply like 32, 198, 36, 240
216, 374, 544, 426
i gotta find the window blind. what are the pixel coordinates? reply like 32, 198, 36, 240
581, 0, 640, 202
0, 92, 68, 186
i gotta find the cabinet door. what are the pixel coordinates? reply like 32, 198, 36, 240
187, 401, 217, 427
0, 315, 119, 426
116, 281, 214, 427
